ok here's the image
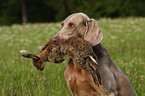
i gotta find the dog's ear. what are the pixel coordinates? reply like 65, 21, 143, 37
84, 19, 103, 46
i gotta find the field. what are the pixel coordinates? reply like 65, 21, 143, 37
0, 18, 145, 96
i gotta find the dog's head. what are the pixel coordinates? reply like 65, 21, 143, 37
53, 12, 103, 46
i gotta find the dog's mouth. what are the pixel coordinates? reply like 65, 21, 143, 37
54, 40, 59, 44
52, 38, 59, 44
52, 37, 66, 44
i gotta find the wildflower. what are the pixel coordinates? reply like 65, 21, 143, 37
13, 92, 16, 96
20, 50, 27, 53
8, 43, 13, 46
42, 77, 47, 82
38, 46, 43, 50
141, 78, 143, 81
126, 72, 129, 75
110, 35, 118, 39
8, 88, 11, 92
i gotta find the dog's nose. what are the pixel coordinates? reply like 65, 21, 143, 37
52, 37, 59, 44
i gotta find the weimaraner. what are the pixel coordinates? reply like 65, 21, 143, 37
52, 13, 137, 96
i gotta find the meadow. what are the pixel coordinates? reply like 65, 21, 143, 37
0, 18, 145, 96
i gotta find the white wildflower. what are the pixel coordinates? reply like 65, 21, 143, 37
20, 50, 27, 53
111, 35, 118, 39
38, 46, 43, 50
8, 43, 13, 46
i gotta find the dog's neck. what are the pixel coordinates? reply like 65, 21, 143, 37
93, 43, 112, 63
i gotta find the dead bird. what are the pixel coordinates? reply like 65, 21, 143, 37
23, 36, 102, 85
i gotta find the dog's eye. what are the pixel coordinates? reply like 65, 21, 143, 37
68, 22, 75, 28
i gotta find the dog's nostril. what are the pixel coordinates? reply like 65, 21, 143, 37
52, 38, 59, 44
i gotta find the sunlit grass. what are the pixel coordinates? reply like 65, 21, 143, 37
0, 18, 145, 96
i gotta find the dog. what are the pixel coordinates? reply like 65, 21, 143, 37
51, 13, 137, 96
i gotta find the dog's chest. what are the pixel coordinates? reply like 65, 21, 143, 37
64, 62, 108, 96
65, 69, 94, 96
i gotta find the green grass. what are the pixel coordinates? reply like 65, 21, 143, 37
0, 18, 145, 96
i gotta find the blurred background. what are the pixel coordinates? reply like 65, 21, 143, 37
0, 0, 145, 25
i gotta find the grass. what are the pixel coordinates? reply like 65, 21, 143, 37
0, 18, 145, 96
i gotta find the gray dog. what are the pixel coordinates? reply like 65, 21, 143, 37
51, 13, 137, 96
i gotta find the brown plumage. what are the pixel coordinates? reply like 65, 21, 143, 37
23, 36, 102, 85
43, 36, 103, 85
